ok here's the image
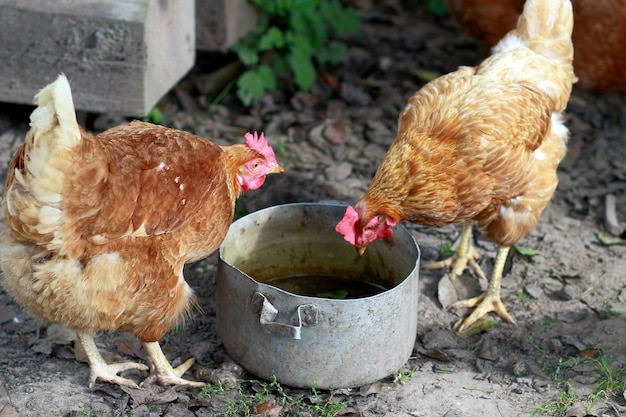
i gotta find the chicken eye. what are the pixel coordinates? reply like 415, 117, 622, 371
251, 161, 260, 169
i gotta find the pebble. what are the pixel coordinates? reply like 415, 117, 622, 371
556, 308, 589, 323
325, 161, 353, 182
476, 339, 499, 362
420, 329, 459, 350
524, 282, 543, 299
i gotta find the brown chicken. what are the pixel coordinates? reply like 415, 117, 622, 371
336, 0, 576, 332
446, 0, 626, 92
0, 75, 283, 388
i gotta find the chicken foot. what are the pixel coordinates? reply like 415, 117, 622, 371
423, 220, 486, 279
77, 332, 149, 389
140, 341, 205, 387
450, 245, 516, 332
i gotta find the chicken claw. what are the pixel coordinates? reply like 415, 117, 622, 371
450, 246, 516, 333
140, 341, 205, 388
77, 332, 148, 389
423, 221, 486, 280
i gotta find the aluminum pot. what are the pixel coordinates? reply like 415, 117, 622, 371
216, 202, 420, 389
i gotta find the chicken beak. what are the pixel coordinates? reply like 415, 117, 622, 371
268, 163, 284, 174
357, 245, 367, 256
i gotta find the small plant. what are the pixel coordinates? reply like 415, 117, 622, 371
232, 0, 360, 106
437, 241, 455, 257
511, 290, 532, 305
66, 407, 112, 417
415, 0, 448, 16
588, 352, 626, 406
201, 376, 347, 416
395, 366, 417, 384
200, 380, 227, 399
514, 245, 542, 257
142, 107, 163, 125
603, 300, 623, 318
531, 380, 578, 417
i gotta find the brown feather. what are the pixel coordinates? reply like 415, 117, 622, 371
1, 120, 265, 343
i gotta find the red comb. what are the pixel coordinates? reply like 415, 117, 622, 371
335, 205, 359, 246
245, 131, 276, 162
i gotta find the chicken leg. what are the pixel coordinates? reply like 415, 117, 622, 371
141, 341, 205, 387
449, 245, 516, 332
423, 221, 486, 280
77, 332, 148, 389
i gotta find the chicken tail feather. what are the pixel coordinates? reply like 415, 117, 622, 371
28, 74, 82, 153
4, 74, 81, 247
492, 0, 576, 111
512, 0, 574, 66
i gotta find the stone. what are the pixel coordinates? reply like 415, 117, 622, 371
0, 0, 195, 116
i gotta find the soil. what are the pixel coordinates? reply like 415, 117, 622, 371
1, 2, 625, 417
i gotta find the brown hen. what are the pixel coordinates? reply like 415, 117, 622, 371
446, 0, 626, 92
336, 0, 576, 332
0, 75, 283, 388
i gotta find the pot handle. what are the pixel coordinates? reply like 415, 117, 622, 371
252, 292, 319, 340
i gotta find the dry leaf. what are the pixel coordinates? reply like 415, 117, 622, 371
359, 381, 382, 396
422, 348, 453, 363
117, 339, 146, 360
253, 400, 282, 417
0, 403, 19, 417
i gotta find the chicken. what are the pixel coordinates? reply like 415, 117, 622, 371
0, 75, 283, 388
336, 0, 575, 332
446, 0, 626, 92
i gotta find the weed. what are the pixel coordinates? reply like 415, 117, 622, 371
415, 0, 448, 16
141, 107, 163, 125
603, 300, 623, 318
395, 366, 417, 384
200, 380, 227, 399
437, 241, 455, 257
201, 376, 347, 416
531, 380, 578, 417
511, 291, 532, 306
588, 352, 626, 406
527, 316, 556, 344
232, 0, 360, 106
66, 407, 112, 417
533, 349, 625, 415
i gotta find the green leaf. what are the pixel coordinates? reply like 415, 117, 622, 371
287, 48, 316, 92
285, 32, 313, 56
321, 2, 360, 35
597, 229, 626, 246
232, 42, 259, 66
142, 107, 163, 124
513, 246, 542, 257
335, 7, 360, 35
236, 65, 277, 106
315, 40, 349, 66
259, 26, 285, 50
422, 0, 448, 16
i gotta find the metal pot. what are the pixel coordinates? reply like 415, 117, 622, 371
217, 202, 420, 389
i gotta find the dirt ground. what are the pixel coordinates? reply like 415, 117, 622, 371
1, 2, 625, 417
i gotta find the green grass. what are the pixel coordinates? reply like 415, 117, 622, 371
525, 315, 626, 415
200, 376, 347, 417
